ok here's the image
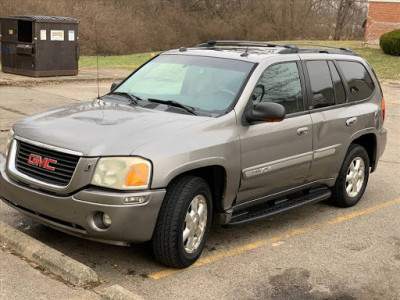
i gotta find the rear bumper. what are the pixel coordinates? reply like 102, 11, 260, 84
0, 154, 165, 244
373, 127, 387, 172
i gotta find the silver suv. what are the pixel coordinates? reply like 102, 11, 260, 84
0, 41, 387, 268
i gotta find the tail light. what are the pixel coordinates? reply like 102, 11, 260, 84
382, 97, 386, 124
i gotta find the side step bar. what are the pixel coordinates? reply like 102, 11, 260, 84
226, 188, 331, 226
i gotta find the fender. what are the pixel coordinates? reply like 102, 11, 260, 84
153, 156, 241, 211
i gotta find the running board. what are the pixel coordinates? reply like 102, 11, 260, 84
227, 188, 331, 226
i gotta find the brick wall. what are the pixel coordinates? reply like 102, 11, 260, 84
365, 1, 400, 44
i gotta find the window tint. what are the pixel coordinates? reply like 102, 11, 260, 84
338, 61, 374, 102
328, 61, 346, 104
306, 61, 335, 109
252, 62, 303, 114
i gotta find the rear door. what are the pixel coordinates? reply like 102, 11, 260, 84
302, 57, 366, 182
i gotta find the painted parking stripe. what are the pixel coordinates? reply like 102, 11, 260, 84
149, 197, 400, 280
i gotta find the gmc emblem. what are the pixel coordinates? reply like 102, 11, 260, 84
27, 154, 57, 171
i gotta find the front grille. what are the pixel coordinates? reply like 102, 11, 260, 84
15, 141, 80, 186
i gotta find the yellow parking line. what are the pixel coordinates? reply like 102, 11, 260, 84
149, 197, 400, 280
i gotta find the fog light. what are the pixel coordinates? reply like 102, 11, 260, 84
102, 213, 112, 227
124, 196, 146, 204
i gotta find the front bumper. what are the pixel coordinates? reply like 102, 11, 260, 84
0, 154, 165, 244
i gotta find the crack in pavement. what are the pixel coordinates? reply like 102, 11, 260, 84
0, 105, 28, 116
25, 87, 81, 102
380, 160, 400, 165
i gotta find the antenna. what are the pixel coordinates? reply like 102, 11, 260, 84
94, 15, 100, 99
241, 46, 249, 57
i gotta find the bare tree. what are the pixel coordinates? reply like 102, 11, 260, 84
0, 0, 368, 55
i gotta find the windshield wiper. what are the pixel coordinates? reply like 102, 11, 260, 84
110, 92, 142, 106
147, 98, 197, 116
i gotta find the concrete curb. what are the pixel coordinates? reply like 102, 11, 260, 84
0, 220, 99, 286
96, 285, 144, 300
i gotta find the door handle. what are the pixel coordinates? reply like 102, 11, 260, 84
297, 127, 309, 136
346, 117, 357, 127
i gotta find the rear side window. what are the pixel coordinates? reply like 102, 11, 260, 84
306, 61, 335, 109
328, 61, 346, 105
338, 61, 375, 102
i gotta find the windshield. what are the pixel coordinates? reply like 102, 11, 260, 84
114, 54, 254, 116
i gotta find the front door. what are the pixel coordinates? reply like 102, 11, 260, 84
237, 61, 313, 204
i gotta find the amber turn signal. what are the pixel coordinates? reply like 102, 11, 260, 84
126, 163, 149, 187
382, 97, 386, 123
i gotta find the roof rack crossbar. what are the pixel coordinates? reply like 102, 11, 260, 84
196, 40, 299, 52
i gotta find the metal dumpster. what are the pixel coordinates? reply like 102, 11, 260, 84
0, 15, 79, 77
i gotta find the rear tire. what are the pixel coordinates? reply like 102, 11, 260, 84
152, 176, 212, 268
330, 144, 370, 207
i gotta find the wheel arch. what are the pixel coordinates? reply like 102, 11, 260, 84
166, 165, 227, 213
350, 133, 377, 172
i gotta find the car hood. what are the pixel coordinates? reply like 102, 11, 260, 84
13, 99, 210, 156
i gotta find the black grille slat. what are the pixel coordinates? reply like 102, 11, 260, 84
19, 143, 79, 161
17, 152, 76, 171
16, 164, 72, 180
14, 167, 69, 186
17, 146, 78, 161
19, 144, 80, 163
15, 141, 80, 186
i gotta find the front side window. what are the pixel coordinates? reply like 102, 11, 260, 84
306, 61, 335, 109
251, 62, 304, 114
115, 55, 254, 115
338, 61, 375, 102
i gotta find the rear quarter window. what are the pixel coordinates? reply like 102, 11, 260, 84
337, 61, 375, 102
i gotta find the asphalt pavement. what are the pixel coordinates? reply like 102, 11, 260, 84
0, 79, 399, 299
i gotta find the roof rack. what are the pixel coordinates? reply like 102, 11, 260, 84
196, 40, 299, 54
289, 43, 357, 55
290, 43, 351, 51
195, 40, 357, 56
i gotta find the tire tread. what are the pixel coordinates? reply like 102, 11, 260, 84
152, 175, 211, 267
330, 144, 370, 207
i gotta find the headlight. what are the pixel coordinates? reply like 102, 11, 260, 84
3, 129, 14, 158
91, 157, 151, 190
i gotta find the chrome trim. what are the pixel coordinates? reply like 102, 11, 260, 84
242, 145, 341, 180
6, 139, 81, 190
313, 144, 340, 160
14, 136, 83, 156
242, 152, 313, 180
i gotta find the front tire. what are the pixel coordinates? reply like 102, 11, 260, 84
331, 144, 370, 207
152, 176, 212, 268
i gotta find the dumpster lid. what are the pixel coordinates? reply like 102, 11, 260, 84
9, 15, 78, 23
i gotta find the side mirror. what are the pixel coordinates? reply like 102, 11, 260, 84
110, 81, 121, 92
246, 102, 286, 123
